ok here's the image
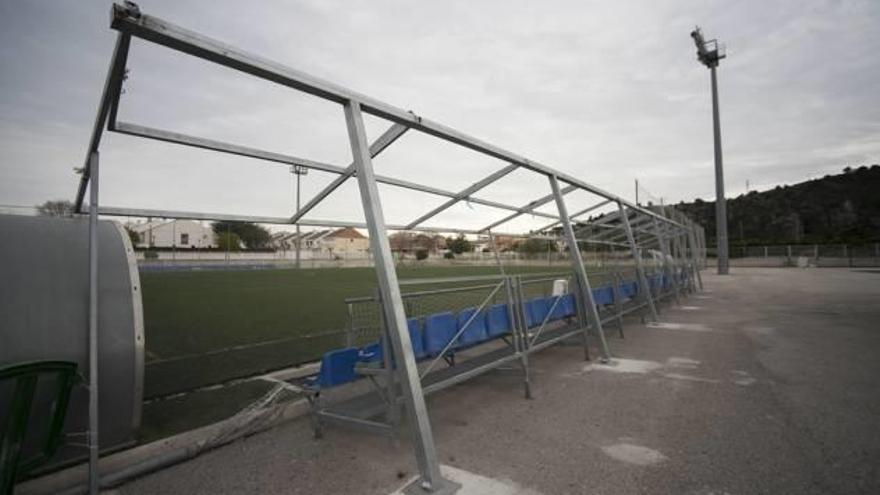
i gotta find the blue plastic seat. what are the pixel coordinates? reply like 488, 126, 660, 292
424, 312, 457, 356
592, 286, 613, 306
359, 341, 383, 362
457, 308, 489, 346
307, 347, 360, 388
547, 295, 567, 320
560, 293, 577, 317
620, 281, 637, 298
358, 318, 426, 364
408, 318, 427, 360
525, 298, 550, 328
486, 303, 512, 337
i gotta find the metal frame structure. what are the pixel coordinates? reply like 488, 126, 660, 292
73, 3, 704, 493
334, 262, 687, 441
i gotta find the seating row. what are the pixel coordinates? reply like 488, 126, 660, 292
305, 274, 681, 389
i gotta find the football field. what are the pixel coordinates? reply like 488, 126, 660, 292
140, 264, 578, 398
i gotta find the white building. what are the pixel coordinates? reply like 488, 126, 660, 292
271, 227, 369, 256
127, 220, 217, 249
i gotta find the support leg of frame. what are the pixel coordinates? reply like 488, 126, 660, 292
344, 101, 453, 493
550, 174, 610, 362
87, 151, 101, 495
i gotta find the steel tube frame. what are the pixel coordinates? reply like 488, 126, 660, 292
112, 120, 558, 224
481, 185, 577, 233
344, 101, 450, 493
652, 217, 680, 305
291, 123, 408, 223
70, 6, 706, 492
87, 151, 100, 495
535, 199, 613, 233
549, 175, 611, 362
105, 3, 685, 231
75, 33, 129, 212
406, 164, 518, 230
618, 203, 659, 322
587, 219, 660, 244
98, 205, 481, 234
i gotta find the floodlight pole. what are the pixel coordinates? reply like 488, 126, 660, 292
291, 165, 307, 268
691, 26, 729, 275
343, 100, 456, 495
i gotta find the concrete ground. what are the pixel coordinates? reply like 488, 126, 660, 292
116, 268, 880, 495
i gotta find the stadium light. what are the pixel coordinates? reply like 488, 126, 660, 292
691, 26, 729, 275
291, 165, 308, 268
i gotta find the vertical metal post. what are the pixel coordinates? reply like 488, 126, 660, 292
292, 165, 307, 268
787, 245, 792, 259
763, 246, 768, 258
673, 232, 688, 291
295, 171, 301, 268
549, 175, 610, 362
701, 227, 708, 268
488, 231, 506, 277
507, 276, 531, 399
618, 203, 658, 322
687, 227, 703, 290
653, 218, 680, 305
343, 101, 451, 494
611, 270, 625, 337
345, 302, 355, 348
710, 65, 729, 275
814, 244, 819, 259
171, 220, 176, 261
87, 151, 100, 495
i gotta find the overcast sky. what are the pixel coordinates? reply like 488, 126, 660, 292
1, 0, 877, 233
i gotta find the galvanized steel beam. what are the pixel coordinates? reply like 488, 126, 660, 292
549, 175, 610, 362
405, 164, 518, 230
107, 3, 684, 230
343, 100, 451, 493
291, 123, 409, 223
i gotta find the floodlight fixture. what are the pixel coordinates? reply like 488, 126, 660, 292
691, 27, 726, 68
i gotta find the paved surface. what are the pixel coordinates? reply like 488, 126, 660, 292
117, 268, 880, 494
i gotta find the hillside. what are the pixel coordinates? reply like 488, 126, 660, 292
675, 165, 880, 246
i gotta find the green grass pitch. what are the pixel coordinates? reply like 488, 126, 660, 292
140, 264, 578, 398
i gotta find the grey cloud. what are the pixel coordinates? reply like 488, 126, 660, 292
0, 0, 877, 233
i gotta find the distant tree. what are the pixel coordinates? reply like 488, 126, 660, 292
415, 249, 429, 261
36, 200, 74, 217
215, 231, 242, 251
518, 238, 556, 255
211, 221, 270, 249
674, 165, 880, 245
446, 235, 473, 254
